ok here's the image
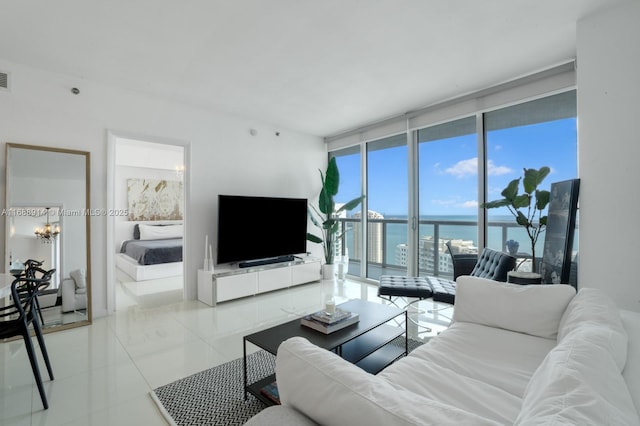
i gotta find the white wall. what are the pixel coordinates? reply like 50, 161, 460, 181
577, 0, 640, 311
0, 59, 325, 318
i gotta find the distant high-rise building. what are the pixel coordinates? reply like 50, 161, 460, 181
352, 210, 384, 264
396, 237, 476, 275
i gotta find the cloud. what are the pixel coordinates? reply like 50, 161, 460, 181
487, 160, 512, 176
431, 199, 477, 209
432, 199, 456, 206
459, 200, 478, 208
444, 158, 512, 178
445, 158, 477, 178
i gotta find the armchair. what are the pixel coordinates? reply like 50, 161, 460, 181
429, 248, 516, 304
378, 247, 516, 308
61, 269, 87, 313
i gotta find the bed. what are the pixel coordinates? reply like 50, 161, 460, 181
116, 223, 183, 281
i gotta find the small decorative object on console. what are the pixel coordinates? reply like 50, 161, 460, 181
505, 239, 519, 255
301, 309, 359, 334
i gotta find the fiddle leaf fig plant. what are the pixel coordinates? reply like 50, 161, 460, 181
482, 166, 551, 272
307, 157, 365, 265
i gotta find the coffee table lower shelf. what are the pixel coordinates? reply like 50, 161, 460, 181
247, 374, 279, 406
243, 299, 407, 406
341, 324, 406, 374
246, 326, 406, 406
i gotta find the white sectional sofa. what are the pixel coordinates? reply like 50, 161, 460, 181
244, 276, 640, 425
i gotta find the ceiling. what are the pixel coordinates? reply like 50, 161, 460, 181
0, 0, 621, 137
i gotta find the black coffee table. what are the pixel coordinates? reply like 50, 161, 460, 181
243, 299, 407, 405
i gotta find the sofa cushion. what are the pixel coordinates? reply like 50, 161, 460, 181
276, 337, 502, 426
620, 309, 640, 416
69, 268, 87, 289
558, 287, 628, 371
453, 276, 576, 339
243, 406, 318, 426
515, 327, 640, 425
380, 322, 555, 424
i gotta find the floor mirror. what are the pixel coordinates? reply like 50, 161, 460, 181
4, 143, 91, 331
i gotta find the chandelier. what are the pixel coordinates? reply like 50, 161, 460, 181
34, 207, 60, 243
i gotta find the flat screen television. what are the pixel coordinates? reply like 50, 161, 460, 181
217, 195, 308, 266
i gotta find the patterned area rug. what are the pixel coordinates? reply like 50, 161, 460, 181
151, 336, 425, 426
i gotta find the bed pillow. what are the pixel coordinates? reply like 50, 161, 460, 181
70, 268, 87, 289
453, 276, 576, 339
138, 224, 183, 240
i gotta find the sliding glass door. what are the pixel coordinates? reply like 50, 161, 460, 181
417, 117, 478, 278
484, 91, 577, 271
365, 134, 408, 280
330, 146, 362, 276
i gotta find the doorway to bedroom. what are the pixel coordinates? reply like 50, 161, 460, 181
112, 137, 186, 308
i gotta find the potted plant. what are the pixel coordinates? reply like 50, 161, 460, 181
307, 157, 365, 278
481, 166, 550, 273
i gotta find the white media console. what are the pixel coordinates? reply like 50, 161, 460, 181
197, 256, 321, 306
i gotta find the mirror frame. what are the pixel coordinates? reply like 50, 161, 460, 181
5, 143, 92, 332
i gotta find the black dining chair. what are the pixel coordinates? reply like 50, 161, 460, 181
23, 259, 49, 324
0, 272, 56, 409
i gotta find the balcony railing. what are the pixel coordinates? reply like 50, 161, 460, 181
334, 217, 564, 280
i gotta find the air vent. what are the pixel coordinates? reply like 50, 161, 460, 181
0, 71, 9, 91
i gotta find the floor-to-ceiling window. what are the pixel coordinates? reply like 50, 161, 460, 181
484, 91, 577, 270
417, 116, 478, 278
366, 134, 408, 280
326, 66, 578, 282
330, 146, 362, 276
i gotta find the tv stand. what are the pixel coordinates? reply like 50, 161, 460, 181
238, 255, 295, 268
197, 256, 321, 306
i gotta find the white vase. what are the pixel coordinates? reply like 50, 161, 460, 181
322, 263, 336, 280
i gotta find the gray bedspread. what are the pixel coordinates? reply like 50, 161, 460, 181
120, 238, 183, 265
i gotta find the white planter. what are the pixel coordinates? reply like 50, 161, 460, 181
322, 263, 336, 280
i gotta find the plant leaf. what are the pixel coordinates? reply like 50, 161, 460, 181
501, 178, 521, 201
481, 199, 511, 209
322, 218, 336, 230
513, 194, 530, 209
307, 207, 321, 228
335, 195, 365, 214
516, 211, 529, 226
523, 167, 550, 194
523, 168, 537, 194
537, 166, 551, 183
535, 190, 550, 210
540, 216, 548, 226
328, 221, 340, 235
318, 187, 334, 215
324, 157, 340, 197
306, 233, 323, 243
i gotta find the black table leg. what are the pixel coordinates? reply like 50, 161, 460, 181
404, 310, 408, 355
243, 337, 248, 400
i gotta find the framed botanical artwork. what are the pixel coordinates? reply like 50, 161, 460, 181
127, 178, 184, 221
540, 179, 580, 285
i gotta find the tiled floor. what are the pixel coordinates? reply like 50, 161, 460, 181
0, 278, 452, 425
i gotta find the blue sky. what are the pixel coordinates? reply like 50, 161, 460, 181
335, 118, 577, 218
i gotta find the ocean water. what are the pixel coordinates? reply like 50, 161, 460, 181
344, 215, 577, 265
